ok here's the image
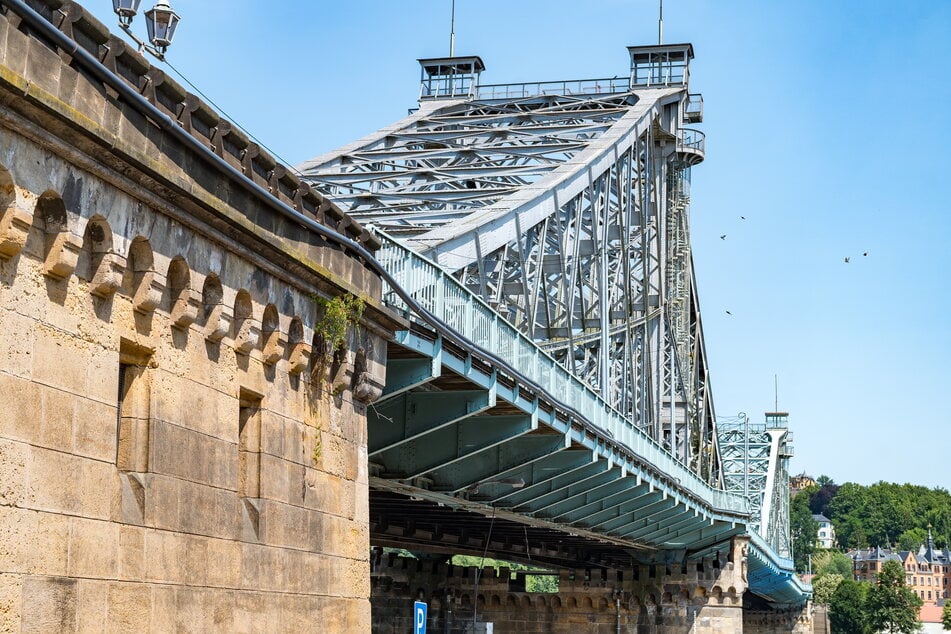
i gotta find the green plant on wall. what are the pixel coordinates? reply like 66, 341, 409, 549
313, 293, 364, 362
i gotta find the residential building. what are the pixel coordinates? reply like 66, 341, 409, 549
813, 514, 836, 549
848, 529, 951, 606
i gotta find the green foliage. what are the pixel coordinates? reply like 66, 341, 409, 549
812, 573, 844, 606
897, 527, 927, 551
314, 293, 364, 359
790, 491, 819, 573
816, 475, 835, 487
942, 601, 951, 631
813, 550, 853, 578
865, 559, 922, 634
821, 481, 951, 549
828, 578, 871, 634
450, 555, 559, 593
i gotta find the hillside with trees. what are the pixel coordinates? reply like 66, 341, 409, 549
795, 478, 951, 551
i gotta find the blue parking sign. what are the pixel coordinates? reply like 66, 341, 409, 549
413, 601, 427, 634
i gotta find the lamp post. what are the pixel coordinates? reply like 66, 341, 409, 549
112, 0, 180, 60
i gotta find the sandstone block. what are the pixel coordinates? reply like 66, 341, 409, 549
0, 374, 41, 444
31, 324, 89, 395
106, 582, 151, 634
20, 576, 76, 634
26, 445, 86, 514
0, 439, 27, 508
148, 584, 177, 633
74, 580, 109, 634
117, 525, 145, 580
67, 517, 118, 579
38, 384, 75, 452
204, 537, 240, 589
72, 398, 117, 462
0, 307, 34, 378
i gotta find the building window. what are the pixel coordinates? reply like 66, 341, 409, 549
238, 389, 263, 540
117, 341, 153, 472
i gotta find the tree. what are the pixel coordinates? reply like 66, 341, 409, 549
942, 601, 951, 631
812, 573, 843, 606
790, 492, 819, 572
828, 578, 871, 634
865, 559, 922, 634
816, 475, 835, 487
897, 527, 926, 551
812, 550, 853, 578
809, 482, 840, 518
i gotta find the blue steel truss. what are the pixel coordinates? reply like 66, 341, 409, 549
300, 44, 808, 607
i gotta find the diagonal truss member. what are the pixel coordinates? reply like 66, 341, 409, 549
299, 44, 719, 485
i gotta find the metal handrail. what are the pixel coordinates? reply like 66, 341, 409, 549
474, 77, 631, 100
374, 230, 748, 516
678, 127, 705, 153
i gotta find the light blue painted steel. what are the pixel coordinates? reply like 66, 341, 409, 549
376, 232, 746, 516
373, 241, 811, 604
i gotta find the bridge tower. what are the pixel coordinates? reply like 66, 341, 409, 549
299, 43, 718, 485
718, 412, 794, 558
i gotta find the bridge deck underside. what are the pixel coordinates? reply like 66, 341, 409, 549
368, 332, 745, 569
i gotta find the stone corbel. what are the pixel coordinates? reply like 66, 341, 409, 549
261, 330, 285, 365
133, 270, 166, 314
350, 347, 385, 404
43, 232, 82, 279
0, 206, 32, 259
287, 340, 311, 375
170, 288, 201, 330
89, 251, 126, 298
352, 370, 385, 404
205, 303, 231, 342
234, 318, 260, 354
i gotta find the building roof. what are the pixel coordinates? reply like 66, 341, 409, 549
812, 514, 831, 523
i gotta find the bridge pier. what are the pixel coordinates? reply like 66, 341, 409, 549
369, 536, 811, 633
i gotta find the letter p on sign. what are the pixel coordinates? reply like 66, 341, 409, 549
414, 601, 427, 634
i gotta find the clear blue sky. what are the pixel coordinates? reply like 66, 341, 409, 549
87, 1, 951, 490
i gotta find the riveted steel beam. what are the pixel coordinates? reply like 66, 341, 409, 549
585, 488, 664, 530
485, 450, 600, 505
514, 466, 624, 515
621, 503, 688, 541
369, 389, 493, 455
562, 482, 652, 528
375, 414, 535, 480
545, 477, 648, 523
434, 432, 571, 493
380, 356, 441, 399
594, 494, 673, 534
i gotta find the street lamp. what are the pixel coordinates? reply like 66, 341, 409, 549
112, 0, 180, 60
111, 0, 142, 26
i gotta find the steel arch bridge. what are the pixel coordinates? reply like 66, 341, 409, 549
299, 45, 807, 606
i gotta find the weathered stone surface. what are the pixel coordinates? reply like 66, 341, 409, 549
20, 576, 77, 634
0, 3, 399, 632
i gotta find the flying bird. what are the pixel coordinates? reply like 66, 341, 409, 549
720, 234, 727, 240
740, 216, 746, 220
844, 257, 850, 263
863, 252, 868, 257
725, 310, 732, 315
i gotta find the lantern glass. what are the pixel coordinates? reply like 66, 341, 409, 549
144, 1, 181, 52
112, 0, 142, 25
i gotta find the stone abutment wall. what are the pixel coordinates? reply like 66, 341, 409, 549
370, 537, 753, 634
0, 1, 397, 631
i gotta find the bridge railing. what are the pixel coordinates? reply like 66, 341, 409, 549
374, 230, 748, 516
474, 77, 632, 100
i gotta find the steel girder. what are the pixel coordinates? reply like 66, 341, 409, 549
367, 327, 747, 557
300, 86, 718, 488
